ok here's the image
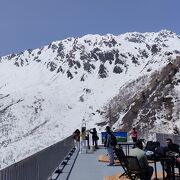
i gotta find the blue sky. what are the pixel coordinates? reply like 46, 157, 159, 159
0, 0, 180, 56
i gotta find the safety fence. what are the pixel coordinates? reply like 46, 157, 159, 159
156, 133, 180, 146
0, 136, 74, 180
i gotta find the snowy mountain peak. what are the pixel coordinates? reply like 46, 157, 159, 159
1, 30, 180, 82
0, 30, 180, 169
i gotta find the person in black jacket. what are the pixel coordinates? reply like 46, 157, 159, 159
166, 138, 179, 153
73, 129, 80, 148
162, 138, 180, 179
104, 126, 115, 166
90, 128, 98, 149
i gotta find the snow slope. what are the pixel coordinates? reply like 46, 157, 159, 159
0, 30, 180, 169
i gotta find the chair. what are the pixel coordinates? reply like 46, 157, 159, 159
125, 156, 144, 180
114, 147, 131, 179
114, 147, 142, 180
114, 147, 133, 179
165, 151, 180, 179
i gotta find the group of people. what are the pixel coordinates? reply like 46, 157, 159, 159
103, 126, 139, 166
104, 126, 180, 180
129, 128, 180, 179
131, 138, 180, 180
73, 127, 99, 153
73, 125, 180, 180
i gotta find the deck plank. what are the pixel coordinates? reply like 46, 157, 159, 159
68, 146, 177, 180
68, 147, 123, 180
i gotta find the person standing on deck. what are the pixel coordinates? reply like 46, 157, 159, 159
104, 126, 115, 166
129, 127, 138, 142
90, 128, 98, 149
80, 127, 87, 153
86, 130, 90, 150
73, 129, 80, 148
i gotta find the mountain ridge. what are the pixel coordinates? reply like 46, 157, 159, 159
0, 30, 180, 169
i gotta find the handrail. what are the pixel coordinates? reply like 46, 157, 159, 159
0, 136, 74, 180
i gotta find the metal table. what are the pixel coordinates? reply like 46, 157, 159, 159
117, 142, 135, 155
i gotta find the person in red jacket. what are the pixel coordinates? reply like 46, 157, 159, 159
129, 127, 138, 142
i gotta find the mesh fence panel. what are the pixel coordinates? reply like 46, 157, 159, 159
0, 136, 74, 180
156, 133, 180, 146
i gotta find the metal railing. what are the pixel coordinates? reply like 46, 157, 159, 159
0, 136, 74, 180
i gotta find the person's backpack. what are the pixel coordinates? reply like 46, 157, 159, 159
110, 133, 117, 147
145, 141, 160, 152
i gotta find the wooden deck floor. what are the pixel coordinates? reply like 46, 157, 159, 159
68, 146, 179, 180
104, 172, 166, 180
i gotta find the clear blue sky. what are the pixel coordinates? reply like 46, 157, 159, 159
0, 0, 180, 56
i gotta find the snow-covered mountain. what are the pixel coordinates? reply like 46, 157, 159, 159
0, 30, 180, 169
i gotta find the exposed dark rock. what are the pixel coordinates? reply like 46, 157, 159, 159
57, 66, 64, 73
115, 58, 123, 65
34, 56, 39, 61
132, 56, 139, 64
98, 64, 108, 78
14, 61, 19, 67
104, 52, 114, 60
67, 59, 75, 68
151, 44, 161, 54
103, 39, 116, 48
9, 54, 16, 59
76, 61, 81, 68
80, 74, 85, 81
20, 59, 24, 66
113, 66, 123, 74
36, 59, 41, 62
83, 88, 91, 93
97, 52, 105, 62
103, 38, 117, 47
140, 50, 149, 58
80, 53, 91, 61
165, 52, 173, 56
83, 62, 95, 73
145, 44, 150, 50
51, 44, 58, 50
91, 53, 98, 61
174, 50, 180, 54
67, 70, 73, 79
120, 53, 128, 58
173, 126, 180, 135
27, 49, 33, 54
16, 52, 23, 56
47, 62, 57, 71
93, 47, 101, 53
154, 37, 163, 43
125, 34, 145, 43
110, 38, 117, 46
162, 43, 168, 47
79, 95, 84, 102
57, 48, 65, 58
